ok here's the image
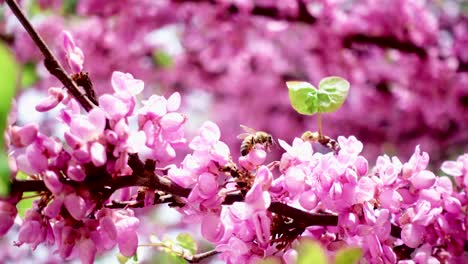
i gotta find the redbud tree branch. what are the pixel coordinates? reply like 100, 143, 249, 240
10, 168, 338, 228
174, 0, 316, 24
4, 0, 94, 112
175, 0, 428, 59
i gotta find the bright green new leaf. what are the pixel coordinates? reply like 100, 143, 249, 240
287, 81, 318, 115
176, 233, 197, 255
334, 247, 362, 264
317, 76, 350, 113
153, 50, 173, 68
296, 239, 328, 264
21, 63, 39, 88
154, 252, 186, 264
287, 77, 350, 116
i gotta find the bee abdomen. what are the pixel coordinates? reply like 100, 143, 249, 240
240, 135, 254, 156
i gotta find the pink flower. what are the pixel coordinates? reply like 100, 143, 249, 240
0, 201, 17, 236
62, 30, 84, 73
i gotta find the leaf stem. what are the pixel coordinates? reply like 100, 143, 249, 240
317, 113, 323, 140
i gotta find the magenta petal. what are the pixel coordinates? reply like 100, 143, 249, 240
401, 224, 425, 248
201, 214, 224, 243
0, 201, 17, 236
411, 170, 436, 189
67, 164, 86, 181
299, 190, 318, 210
100, 216, 118, 240
166, 92, 181, 111
198, 172, 218, 197
284, 167, 306, 196
111, 71, 144, 97
26, 145, 48, 173
62, 30, 76, 53
252, 212, 270, 246
78, 239, 97, 264
248, 148, 267, 165
160, 113, 185, 131
43, 170, 63, 193
18, 220, 41, 244
99, 94, 128, 120
440, 161, 462, 177
443, 196, 461, 214
64, 193, 87, 220
10, 123, 38, 147
117, 230, 138, 257
36, 95, 60, 112
90, 142, 107, 167
200, 121, 221, 143
211, 141, 230, 165
44, 198, 63, 218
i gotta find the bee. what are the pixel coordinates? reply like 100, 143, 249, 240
301, 131, 340, 152
238, 125, 274, 156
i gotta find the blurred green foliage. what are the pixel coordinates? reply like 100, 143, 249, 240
0, 42, 19, 196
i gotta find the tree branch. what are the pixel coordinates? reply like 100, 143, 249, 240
4, 0, 94, 112
343, 34, 427, 59
174, 0, 316, 24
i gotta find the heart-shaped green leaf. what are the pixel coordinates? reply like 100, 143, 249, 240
287, 81, 318, 115
287, 77, 350, 116
317, 76, 350, 113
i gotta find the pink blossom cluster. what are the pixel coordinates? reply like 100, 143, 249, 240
272, 137, 467, 263
0, 68, 467, 263
2, 0, 467, 163
3, 70, 187, 263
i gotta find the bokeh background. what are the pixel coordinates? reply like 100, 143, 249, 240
0, 0, 467, 263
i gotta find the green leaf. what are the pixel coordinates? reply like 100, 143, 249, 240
21, 63, 39, 88
153, 50, 173, 68
17, 192, 37, 218
334, 247, 362, 264
62, 0, 78, 14
0, 153, 11, 197
117, 253, 129, 264
28, 1, 42, 16
154, 252, 186, 264
287, 81, 318, 115
176, 233, 197, 255
296, 239, 328, 264
0, 42, 19, 148
117, 252, 139, 264
0, 42, 18, 197
317, 76, 350, 113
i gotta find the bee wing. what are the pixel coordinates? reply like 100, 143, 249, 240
240, 124, 257, 134
237, 132, 251, 139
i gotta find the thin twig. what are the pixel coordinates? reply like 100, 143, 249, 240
186, 249, 219, 263
4, 0, 94, 112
